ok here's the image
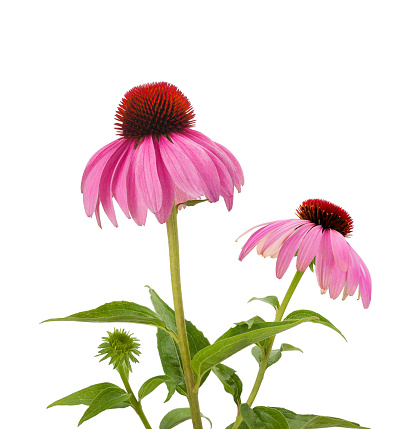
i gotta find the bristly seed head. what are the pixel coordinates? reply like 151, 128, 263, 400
296, 198, 354, 237
97, 328, 140, 372
114, 82, 195, 138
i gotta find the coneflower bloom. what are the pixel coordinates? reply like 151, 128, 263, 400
81, 82, 244, 227
238, 199, 371, 308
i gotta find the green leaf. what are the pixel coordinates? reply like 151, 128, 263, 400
241, 404, 290, 429
192, 317, 315, 383
148, 287, 211, 395
43, 301, 165, 329
284, 310, 346, 341
212, 363, 243, 405
240, 404, 268, 428
235, 316, 266, 329
138, 375, 176, 403
47, 383, 128, 408
226, 423, 249, 429
78, 387, 130, 426
248, 296, 280, 311
176, 199, 209, 208
160, 408, 212, 429
252, 343, 303, 366
272, 407, 369, 429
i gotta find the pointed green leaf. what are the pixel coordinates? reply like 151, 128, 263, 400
252, 406, 290, 429
272, 407, 369, 429
212, 363, 243, 405
235, 316, 266, 329
138, 375, 176, 403
160, 408, 212, 429
47, 383, 128, 408
284, 310, 346, 341
240, 404, 268, 428
192, 318, 315, 382
148, 287, 211, 395
248, 296, 280, 311
78, 387, 130, 426
226, 423, 249, 429
216, 321, 272, 342
43, 301, 165, 329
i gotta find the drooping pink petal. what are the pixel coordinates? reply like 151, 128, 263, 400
95, 199, 102, 228
345, 246, 360, 296
111, 143, 135, 219
316, 229, 335, 291
81, 139, 123, 192
171, 133, 221, 202
99, 143, 130, 227
276, 222, 314, 278
127, 150, 147, 226
153, 141, 175, 224
260, 220, 309, 256
330, 229, 349, 272
236, 222, 271, 242
351, 248, 372, 309
239, 220, 295, 261
214, 141, 244, 190
224, 196, 233, 211
329, 262, 347, 300
158, 135, 203, 197
296, 225, 324, 272
135, 136, 163, 214
83, 140, 125, 217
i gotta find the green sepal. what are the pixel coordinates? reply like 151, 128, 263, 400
212, 363, 243, 405
284, 310, 346, 341
78, 386, 130, 426
192, 317, 316, 384
271, 407, 370, 429
42, 301, 165, 329
160, 408, 212, 429
241, 404, 290, 429
147, 287, 211, 396
176, 199, 209, 208
47, 382, 129, 408
248, 296, 280, 311
138, 375, 176, 403
252, 343, 303, 366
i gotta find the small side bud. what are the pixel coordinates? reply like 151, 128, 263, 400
97, 328, 140, 372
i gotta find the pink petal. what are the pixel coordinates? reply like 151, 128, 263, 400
214, 141, 244, 190
329, 262, 347, 300
112, 143, 135, 219
171, 133, 221, 202
276, 223, 314, 278
95, 199, 102, 228
330, 229, 349, 272
158, 135, 203, 197
127, 150, 147, 226
296, 225, 324, 272
345, 246, 360, 296
352, 248, 372, 309
83, 140, 125, 217
316, 229, 335, 291
99, 143, 130, 227
135, 136, 163, 214
224, 196, 233, 211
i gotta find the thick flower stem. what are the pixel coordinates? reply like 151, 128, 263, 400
166, 207, 203, 429
117, 367, 152, 429
232, 270, 305, 429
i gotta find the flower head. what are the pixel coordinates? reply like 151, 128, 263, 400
97, 328, 140, 372
81, 82, 244, 227
238, 199, 371, 308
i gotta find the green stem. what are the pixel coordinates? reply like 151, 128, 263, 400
232, 270, 305, 429
117, 367, 152, 429
166, 206, 203, 429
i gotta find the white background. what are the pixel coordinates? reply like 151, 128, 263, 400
1, 1, 400, 428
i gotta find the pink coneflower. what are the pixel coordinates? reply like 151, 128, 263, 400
238, 199, 371, 308
81, 82, 244, 227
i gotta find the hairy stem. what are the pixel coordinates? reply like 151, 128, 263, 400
232, 270, 305, 429
118, 366, 152, 429
166, 206, 203, 429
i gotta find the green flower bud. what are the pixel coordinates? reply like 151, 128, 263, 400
97, 328, 140, 372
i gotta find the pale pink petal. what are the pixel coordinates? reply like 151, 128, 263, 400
158, 135, 203, 197
352, 248, 372, 309
239, 220, 295, 261
224, 196, 233, 211
296, 225, 324, 272
135, 136, 163, 214
171, 133, 221, 202
81, 139, 123, 192
95, 199, 102, 228
345, 246, 360, 296
215, 141, 244, 190
83, 140, 125, 217
99, 143, 130, 227
174, 187, 197, 206
315, 229, 335, 291
112, 143, 135, 219
236, 222, 271, 242
276, 223, 314, 278
330, 229, 350, 272
153, 142, 175, 224
329, 263, 347, 300
127, 150, 147, 226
